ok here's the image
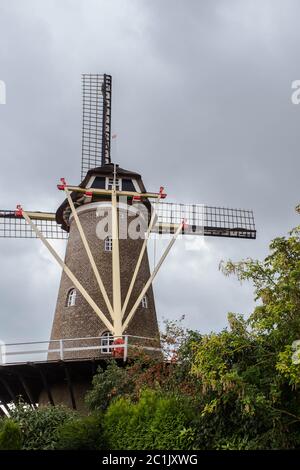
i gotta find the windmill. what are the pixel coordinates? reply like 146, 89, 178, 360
0, 74, 256, 411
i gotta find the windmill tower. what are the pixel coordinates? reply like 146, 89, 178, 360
0, 74, 256, 412
50, 164, 160, 359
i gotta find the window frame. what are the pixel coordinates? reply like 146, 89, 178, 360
104, 236, 113, 252
141, 295, 148, 309
100, 331, 113, 354
66, 288, 77, 307
106, 177, 121, 191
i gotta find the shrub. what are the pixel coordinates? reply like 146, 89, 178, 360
0, 420, 22, 450
104, 389, 196, 450
55, 414, 106, 450
85, 354, 199, 415
10, 402, 76, 450
85, 361, 132, 411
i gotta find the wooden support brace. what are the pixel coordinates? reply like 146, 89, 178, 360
121, 195, 161, 318
62, 363, 76, 410
21, 208, 114, 333
111, 189, 122, 337
0, 376, 15, 402
0, 400, 9, 418
32, 365, 54, 406
64, 187, 114, 322
122, 221, 184, 333
18, 373, 36, 408
59, 184, 165, 200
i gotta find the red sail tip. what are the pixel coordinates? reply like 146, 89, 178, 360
57, 177, 67, 190
15, 204, 23, 217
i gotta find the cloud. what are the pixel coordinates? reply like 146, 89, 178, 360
0, 0, 299, 343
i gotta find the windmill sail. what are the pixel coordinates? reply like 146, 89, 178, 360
0, 203, 255, 240
153, 203, 256, 239
0, 210, 67, 239
81, 74, 112, 180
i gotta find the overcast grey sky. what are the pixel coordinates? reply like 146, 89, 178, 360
0, 0, 299, 343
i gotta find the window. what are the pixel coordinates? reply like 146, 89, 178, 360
104, 236, 112, 252
122, 178, 135, 192
91, 176, 106, 189
141, 295, 148, 308
107, 177, 120, 190
100, 331, 113, 354
66, 288, 76, 307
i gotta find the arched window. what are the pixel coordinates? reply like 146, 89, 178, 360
100, 331, 113, 354
66, 288, 77, 307
104, 236, 112, 252
141, 295, 148, 308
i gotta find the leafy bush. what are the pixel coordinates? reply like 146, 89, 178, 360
188, 226, 300, 449
104, 389, 196, 450
85, 361, 132, 411
10, 402, 76, 450
86, 353, 199, 414
2, 225, 299, 451
55, 414, 106, 450
0, 420, 22, 450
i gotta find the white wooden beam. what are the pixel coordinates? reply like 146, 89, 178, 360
58, 182, 164, 200
111, 190, 123, 337
121, 196, 161, 318
21, 208, 114, 333
64, 187, 114, 322
122, 221, 184, 333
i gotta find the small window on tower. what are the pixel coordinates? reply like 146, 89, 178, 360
104, 236, 112, 252
141, 295, 148, 309
100, 331, 113, 354
66, 288, 77, 307
107, 177, 120, 190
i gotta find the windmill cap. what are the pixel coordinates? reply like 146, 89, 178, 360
56, 163, 148, 231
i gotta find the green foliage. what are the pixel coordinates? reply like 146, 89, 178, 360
86, 328, 202, 414
4, 225, 300, 450
220, 227, 300, 345
188, 226, 300, 449
0, 420, 22, 450
10, 401, 76, 450
55, 414, 105, 450
85, 360, 134, 411
104, 389, 196, 450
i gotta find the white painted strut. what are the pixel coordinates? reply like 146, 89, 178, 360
21, 208, 114, 333
122, 221, 184, 333
64, 187, 114, 322
111, 188, 123, 337
121, 195, 161, 318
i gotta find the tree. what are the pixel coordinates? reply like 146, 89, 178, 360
187, 226, 300, 449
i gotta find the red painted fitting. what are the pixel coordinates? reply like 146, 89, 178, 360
159, 186, 167, 199
15, 204, 23, 217
57, 177, 67, 190
112, 338, 125, 358
182, 218, 189, 229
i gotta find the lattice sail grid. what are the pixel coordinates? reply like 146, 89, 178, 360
153, 203, 256, 239
81, 74, 112, 180
0, 211, 68, 239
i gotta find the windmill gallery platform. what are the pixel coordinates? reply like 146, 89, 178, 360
0, 335, 160, 413
0, 74, 256, 412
